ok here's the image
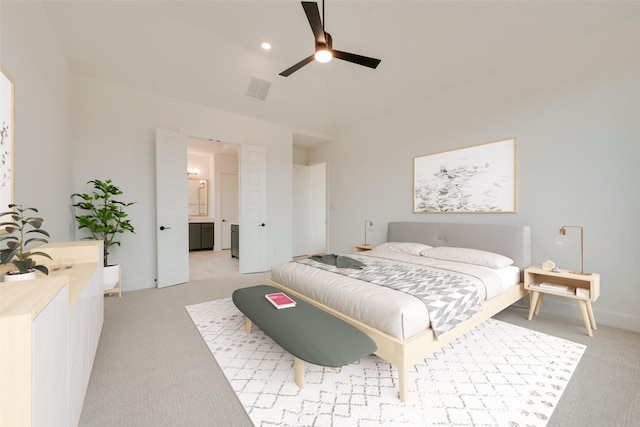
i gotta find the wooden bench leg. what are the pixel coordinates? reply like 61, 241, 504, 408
245, 318, 253, 334
294, 357, 305, 388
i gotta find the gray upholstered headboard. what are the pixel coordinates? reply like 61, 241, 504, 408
387, 222, 531, 271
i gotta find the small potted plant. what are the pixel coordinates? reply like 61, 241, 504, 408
0, 204, 52, 281
71, 179, 135, 292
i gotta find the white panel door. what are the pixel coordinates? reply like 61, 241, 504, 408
220, 172, 238, 250
239, 144, 267, 273
155, 128, 189, 287
292, 164, 309, 257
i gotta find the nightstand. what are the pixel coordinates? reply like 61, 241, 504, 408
353, 244, 375, 252
524, 266, 600, 337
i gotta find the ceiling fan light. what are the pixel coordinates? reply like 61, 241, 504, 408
315, 49, 332, 63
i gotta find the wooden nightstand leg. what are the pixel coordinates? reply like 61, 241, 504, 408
528, 291, 540, 320
534, 293, 544, 315
586, 300, 597, 330
245, 318, 253, 334
577, 300, 593, 337
294, 357, 305, 388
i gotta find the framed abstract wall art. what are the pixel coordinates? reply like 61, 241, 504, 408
413, 137, 517, 213
0, 66, 14, 219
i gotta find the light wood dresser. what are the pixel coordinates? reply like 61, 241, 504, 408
0, 241, 103, 426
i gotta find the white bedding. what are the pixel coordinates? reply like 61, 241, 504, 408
270, 249, 520, 340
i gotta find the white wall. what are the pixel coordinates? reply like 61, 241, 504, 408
292, 146, 307, 164
311, 15, 640, 331
4, 1, 638, 331
3, 1, 294, 291
71, 75, 293, 291
187, 153, 211, 181
1, 1, 75, 240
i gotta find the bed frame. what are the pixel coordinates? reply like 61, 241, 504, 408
267, 222, 531, 401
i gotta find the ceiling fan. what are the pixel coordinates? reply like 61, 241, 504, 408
279, 1, 381, 77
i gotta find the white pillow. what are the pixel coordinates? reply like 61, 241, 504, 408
420, 246, 514, 269
372, 242, 433, 256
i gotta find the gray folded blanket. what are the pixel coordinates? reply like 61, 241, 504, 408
309, 254, 366, 269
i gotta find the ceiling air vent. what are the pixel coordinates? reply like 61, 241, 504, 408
246, 76, 271, 101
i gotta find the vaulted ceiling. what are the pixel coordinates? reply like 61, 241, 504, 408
42, 1, 640, 140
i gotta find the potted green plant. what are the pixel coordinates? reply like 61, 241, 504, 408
71, 179, 136, 291
0, 204, 52, 281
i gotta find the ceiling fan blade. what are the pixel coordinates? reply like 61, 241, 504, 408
302, 1, 326, 44
333, 50, 381, 69
279, 54, 315, 77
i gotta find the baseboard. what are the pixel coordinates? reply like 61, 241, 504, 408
538, 296, 640, 333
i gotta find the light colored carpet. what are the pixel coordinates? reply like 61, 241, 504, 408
187, 298, 586, 427
79, 250, 640, 427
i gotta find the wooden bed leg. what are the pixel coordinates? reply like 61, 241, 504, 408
398, 363, 408, 402
244, 318, 253, 334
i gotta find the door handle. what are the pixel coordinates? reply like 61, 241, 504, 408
160, 226, 171, 231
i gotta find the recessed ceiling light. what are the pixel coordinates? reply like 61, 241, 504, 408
261, 42, 271, 50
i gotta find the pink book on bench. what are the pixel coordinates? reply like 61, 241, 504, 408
265, 292, 296, 309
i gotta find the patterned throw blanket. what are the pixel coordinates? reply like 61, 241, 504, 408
296, 255, 481, 339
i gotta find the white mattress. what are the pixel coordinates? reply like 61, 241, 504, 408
270, 250, 520, 340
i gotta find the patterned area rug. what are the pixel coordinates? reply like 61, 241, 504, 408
186, 298, 585, 427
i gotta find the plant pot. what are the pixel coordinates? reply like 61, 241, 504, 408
4, 270, 37, 282
103, 264, 120, 290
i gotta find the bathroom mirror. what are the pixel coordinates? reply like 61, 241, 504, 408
188, 179, 208, 216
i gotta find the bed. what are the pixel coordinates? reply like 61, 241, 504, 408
268, 222, 531, 401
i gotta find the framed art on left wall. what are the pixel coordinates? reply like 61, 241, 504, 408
0, 65, 14, 218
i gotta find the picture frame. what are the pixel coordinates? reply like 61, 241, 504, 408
413, 137, 517, 213
0, 65, 14, 220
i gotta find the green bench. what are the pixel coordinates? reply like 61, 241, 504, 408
232, 284, 377, 388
